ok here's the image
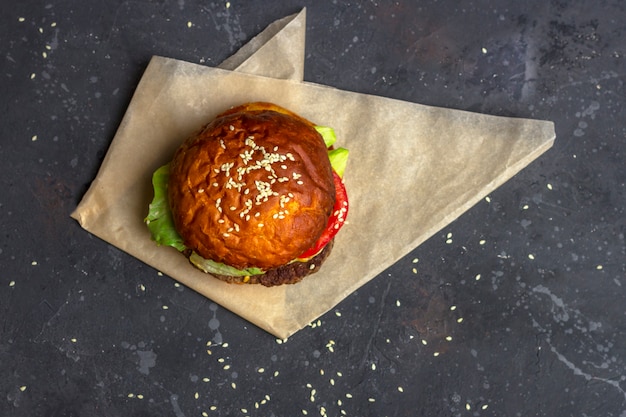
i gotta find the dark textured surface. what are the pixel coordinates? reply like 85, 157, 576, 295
1, 1, 624, 416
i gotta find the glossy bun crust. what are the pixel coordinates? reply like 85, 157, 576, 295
168, 103, 335, 274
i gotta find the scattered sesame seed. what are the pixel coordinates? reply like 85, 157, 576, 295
371, 363, 376, 370
522, 204, 529, 210
274, 371, 280, 377
475, 273, 481, 281
368, 398, 375, 403
398, 386, 404, 392
31, 260, 38, 265
226, 1, 231, 8
309, 264, 316, 270
302, 410, 308, 415
19, 386, 27, 392
412, 267, 417, 274
194, 392, 199, 399
445, 336, 452, 341
51, 22, 57, 27
187, 21, 192, 28
257, 367, 265, 373
433, 352, 440, 357
547, 183, 553, 190
231, 382, 236, 389
482, 404, 489, 410
482, 47, 488, 54
70, 338, 77, 343
128, 393, 135, 398
596, 265, 603, 270
223, 364, 231, 370
9, 281, 15, 287
457, 317, 464, 323
162, 305, 169, 310
206, 349, 212, 355
450, 305, 457, 311
485, 196, 491, 203
31, 135, 38, 142
479, 239, 486, 245
210, 405, 217, 411
42, 51, 47, 58
202, 377, 210, 382
345, 393, 353, 399
421, 339, 428, 345
466, 403, 471, 410
528, 253, 535, 260
137, 394, 144, 399
203, 412, 209, 417
335, 310, 341, 317
446, 238, 453, 244
30, 73, 36, 79
18, 17, 25, 22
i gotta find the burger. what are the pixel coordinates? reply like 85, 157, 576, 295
145, 102, 349, 287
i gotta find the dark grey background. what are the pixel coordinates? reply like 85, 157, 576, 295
1, 1, 624, 416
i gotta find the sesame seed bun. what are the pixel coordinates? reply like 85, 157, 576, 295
167, 102, 336, 284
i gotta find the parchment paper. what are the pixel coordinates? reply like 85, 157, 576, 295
71, 10, 555, 339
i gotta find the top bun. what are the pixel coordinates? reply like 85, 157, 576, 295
167, 102, 336, 270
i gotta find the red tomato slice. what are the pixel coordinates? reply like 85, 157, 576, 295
298, 171, 349, 259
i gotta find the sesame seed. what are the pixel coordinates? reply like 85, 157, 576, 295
309, 264, 315, 270
475, 274, 481, 280
223, 233, 230, 237
229, 125, 234, 131
258, 223, 264, 228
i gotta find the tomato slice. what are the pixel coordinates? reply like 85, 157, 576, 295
298, 171, 349, 259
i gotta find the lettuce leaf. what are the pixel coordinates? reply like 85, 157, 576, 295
144, 164, 186, 252
314, 126, 336, 147
328, 147, 349, 178
189, 252, 264, 276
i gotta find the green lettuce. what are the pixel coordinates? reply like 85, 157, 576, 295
314, 126, 337, 147
189, 252, 264, 276
144, 164, 186, 252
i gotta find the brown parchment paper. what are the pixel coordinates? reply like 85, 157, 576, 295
71, 11, 555, 339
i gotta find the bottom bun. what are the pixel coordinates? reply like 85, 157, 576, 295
197, 239, 334, 287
